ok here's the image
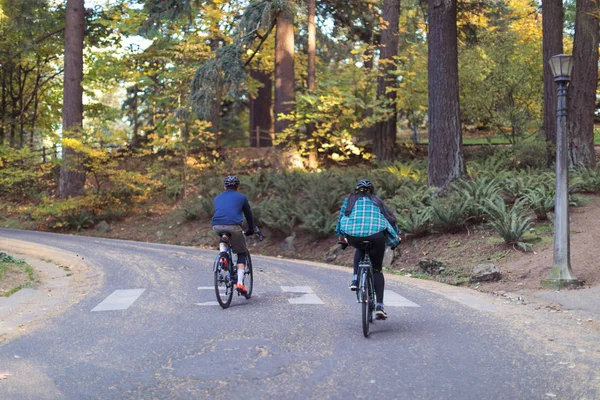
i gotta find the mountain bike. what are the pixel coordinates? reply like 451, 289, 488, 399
339, 239, 376, 337
213, 227, 264, 309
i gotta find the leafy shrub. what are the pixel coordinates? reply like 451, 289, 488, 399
109, 170, 163, 204
267, 171, 306, 196
63, 211, 94, 231
484, 197, 532, 250
301, 172, 347, 213
521, 186, 554, 220
254, 196, 298, 236
397, 207, 431, 237
179, 193, 216, 222
452, 177, 502, 222
300, 204, 339, 238
512, 141, 548, 169
502, 172, 554, 203
31, 196, 99, 230
240, 170, 271, 202
430, 196, 468, 233
571, 166, 600, 193
0, 146, 46, 201
387, 185, 435, 213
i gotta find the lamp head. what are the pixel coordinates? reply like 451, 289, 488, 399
549, 54, 573, 82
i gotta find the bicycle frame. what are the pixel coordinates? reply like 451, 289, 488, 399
356, 252, 374, 303
213, 236, 235, 279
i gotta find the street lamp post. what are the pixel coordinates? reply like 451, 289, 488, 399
542, 54, 582, 290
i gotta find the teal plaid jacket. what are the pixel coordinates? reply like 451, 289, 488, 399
335, 196, 401, 247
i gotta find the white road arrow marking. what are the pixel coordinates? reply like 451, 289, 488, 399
91, 289, 146, 312
281, 286, 324, 305
384, 290, 420, 307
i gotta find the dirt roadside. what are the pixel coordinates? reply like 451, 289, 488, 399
0, 239, 103, 344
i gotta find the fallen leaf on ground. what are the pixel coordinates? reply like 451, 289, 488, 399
0, 373, 11, 380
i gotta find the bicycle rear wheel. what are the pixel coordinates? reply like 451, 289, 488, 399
243, 252, 254, 299
214, 253, 233, 309
368, 272, 375, 323
361, 270, 370, 337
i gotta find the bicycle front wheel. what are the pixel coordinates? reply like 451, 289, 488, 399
361, 271, 370, 337
243, 252, 254, 299
214, 253, 233, 309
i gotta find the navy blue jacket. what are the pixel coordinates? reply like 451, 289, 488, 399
211, 189, 255, 232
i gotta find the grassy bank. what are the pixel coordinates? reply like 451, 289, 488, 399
0, 253, 35, 297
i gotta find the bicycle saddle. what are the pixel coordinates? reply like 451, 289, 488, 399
217, 233, 231, 242
359, 241, 372, 250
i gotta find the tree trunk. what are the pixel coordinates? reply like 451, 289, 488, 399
427, 0, 465, 188
0, 68, 5, 146
307, 0, 318, 167
274, 12, 295, 135
249, 69, 273, 147
542, 0, 563, 165
373, 0, 400, 162
59, 0, 86, 198
568, 0, 599, 167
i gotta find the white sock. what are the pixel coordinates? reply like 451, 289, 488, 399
237, 267, 245, 285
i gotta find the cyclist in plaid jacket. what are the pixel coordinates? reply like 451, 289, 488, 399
335, 179, 401, 320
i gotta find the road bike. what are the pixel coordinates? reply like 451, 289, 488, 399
339, 240, 376, 337
213, 227, 263, 309
356, 241, 376, 337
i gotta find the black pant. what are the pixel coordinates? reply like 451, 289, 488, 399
346, 232, 386, 304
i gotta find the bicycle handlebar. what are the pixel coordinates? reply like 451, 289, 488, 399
254, 226, 265, 242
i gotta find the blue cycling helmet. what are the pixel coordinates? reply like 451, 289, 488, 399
224, 175, 240, 188
355, 179, 374, 194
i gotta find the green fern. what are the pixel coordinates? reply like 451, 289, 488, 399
430, 196, 467, 233
397, 207, 431, 237
255, 196, 298, 236
452, 177, 502, 222
521, 186, 554, 220
571, 166, 600, 193
484, 198, 532, 250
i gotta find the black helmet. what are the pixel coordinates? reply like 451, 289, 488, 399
355, 179, 374, 193
224, 175, 240, 188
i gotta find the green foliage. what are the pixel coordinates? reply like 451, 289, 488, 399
0, 254, 27, 265
511, 141, 548, 169
521, 186, 554, 220
254, 196, 298, 236
178, 193, 216, 222
296, 173, 347, 238
279, 90, 375, 165
571, 166, 600, 193
459, 0, 542, 138
63, 211, 94, 232
299, 204, 339, 238
484, 197, 533, 250
240, 170, 271, 202
452, 177, 502, 222
502, 171, 555, 202
30, 196, 95, 231
396, 207, 431, 238
387, 185, 436, 214
430, 196, 468, 233
266, 170, 306, 194
0, 146, 49, 201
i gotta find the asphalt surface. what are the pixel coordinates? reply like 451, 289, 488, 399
0, 228, 599, 399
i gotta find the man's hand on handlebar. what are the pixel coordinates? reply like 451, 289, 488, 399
246, 227, 265, 242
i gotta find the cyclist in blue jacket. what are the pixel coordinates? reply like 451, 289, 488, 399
335, 179, 401, 319
212, 176, 255, 294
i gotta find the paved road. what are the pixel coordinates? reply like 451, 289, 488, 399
0, 228, 598, 399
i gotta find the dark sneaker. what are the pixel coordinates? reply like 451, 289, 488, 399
349, 280, 358, 291
375, 306, 388, 320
